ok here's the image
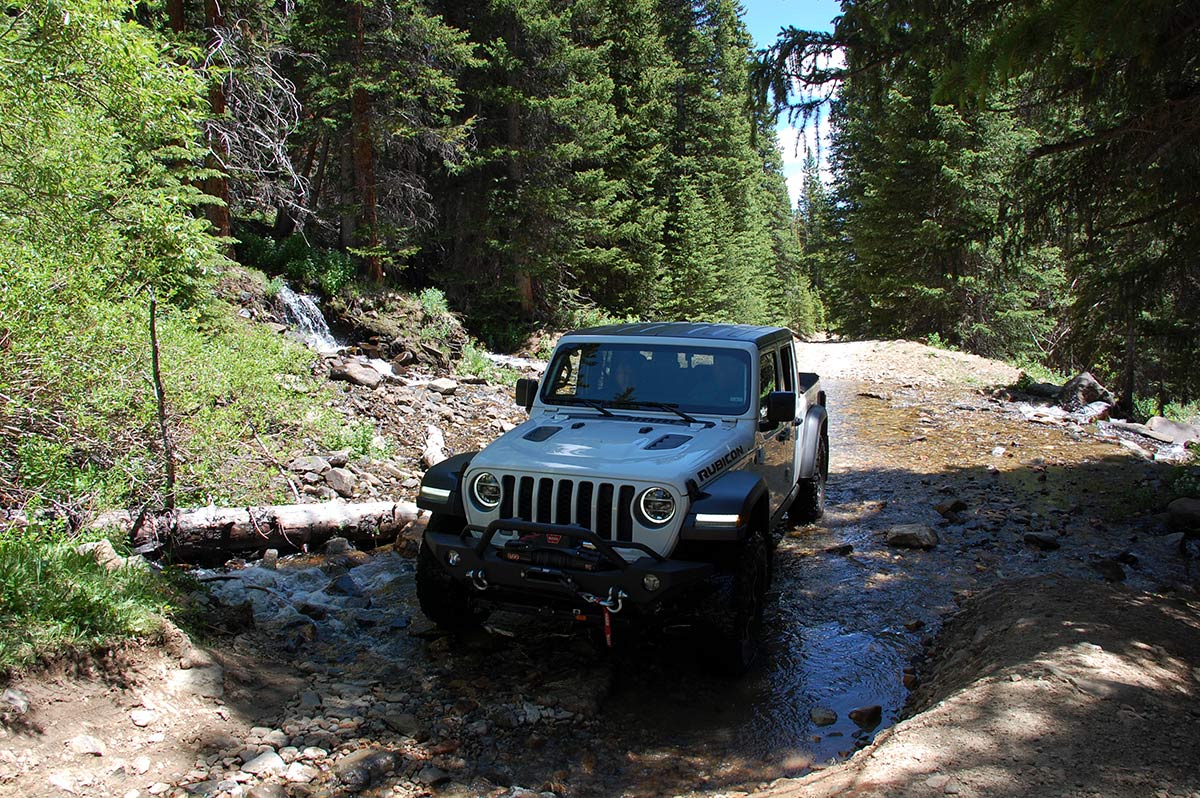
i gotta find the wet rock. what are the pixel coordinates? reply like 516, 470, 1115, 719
335, 748, 399, 791
247, 786, 288, 798
67, 735, 106, 756
327, 573, 364, 597
809, 708, 837, 726
1146, 416, 1200, 445
886, 524, 938, 549
382, 712, 423, 737
242, 751, 286, 776
417, 765, 451, 786
285, 762, 319, 783
326, 467, 358, 497
1023, 532, 1060, 551
823, 543, 854, 556
1167, 497, 1200, 530
1092, 559, 1126, 582
848, 705, 882, 728
934, 498, 968, 520
1058, 372, 1114, 411
1118, 439, 1154, 460
290, 455, 331, 474
330, 358, 384, 388
429, 378, 458, 395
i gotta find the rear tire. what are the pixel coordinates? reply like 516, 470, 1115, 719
710, 530, 769, 676
415, 514, 489, 631
794, 434, 828, 523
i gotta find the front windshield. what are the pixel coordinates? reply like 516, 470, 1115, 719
542, 342, 752, 416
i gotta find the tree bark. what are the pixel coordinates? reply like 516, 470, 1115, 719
348, 0, 382, 281
89, 501, 419, 562
204, 0, 233, 247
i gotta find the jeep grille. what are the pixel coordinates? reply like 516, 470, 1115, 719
499, 475, 638, 542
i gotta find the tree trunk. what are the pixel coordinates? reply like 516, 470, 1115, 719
90, 501, 419, 563
204, 0, 233, 248
348, 0, 382, 281
1119, 312, 1137, 415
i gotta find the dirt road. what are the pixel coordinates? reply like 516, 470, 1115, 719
2, 340, 1197, 798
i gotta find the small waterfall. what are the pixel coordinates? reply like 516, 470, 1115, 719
276, 284, 340, 353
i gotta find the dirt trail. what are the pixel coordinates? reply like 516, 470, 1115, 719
2, 340, 1197, 798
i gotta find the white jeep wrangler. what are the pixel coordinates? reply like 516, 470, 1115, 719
415, 323, 828, 673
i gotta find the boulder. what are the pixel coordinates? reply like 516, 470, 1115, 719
848, 705, 882, 728
1023, 531, 1060, 551
330, 358, 383, 388
429, 377, 459, 395
325, 467, 358, 497
886, 524, 939, 549
290, 455, 330, 474
241, 751, 286, 776
335, 748, 400, 791
1167, 497, 1200, 530
1146, 416, 1200, 445
1057, 372, 1115, 411
809, 707, 837, 726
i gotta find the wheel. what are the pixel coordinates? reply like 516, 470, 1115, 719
710, 530, 769, 676
415, 514, 489, 630
793, 433, 828, 523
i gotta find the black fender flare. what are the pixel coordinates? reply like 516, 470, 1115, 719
679, 471, 769, 542
797, 405, 828, 480
415, 451, 476, 516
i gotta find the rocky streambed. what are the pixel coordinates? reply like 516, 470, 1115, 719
2, 339, 1198, 798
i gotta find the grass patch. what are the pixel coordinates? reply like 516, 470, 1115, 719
455, 340, 521, 387
0, 521, 174, 671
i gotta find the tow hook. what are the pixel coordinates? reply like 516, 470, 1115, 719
579, 587, 627, 615
467, 569, 489, 591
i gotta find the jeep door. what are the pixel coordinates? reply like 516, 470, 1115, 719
752, 345, 796, 516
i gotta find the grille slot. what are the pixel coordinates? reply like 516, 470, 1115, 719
496, 476, 643, 541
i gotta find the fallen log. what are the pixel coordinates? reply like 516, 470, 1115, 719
89, 501, 419, 563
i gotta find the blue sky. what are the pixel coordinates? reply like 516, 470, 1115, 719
739, 0, 841, 203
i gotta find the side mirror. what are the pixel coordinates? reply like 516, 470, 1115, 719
514, 378, 538, 412
765, 390, 796, 424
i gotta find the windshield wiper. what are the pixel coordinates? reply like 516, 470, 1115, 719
555, 396, 614, 417
611, 400, 707, 426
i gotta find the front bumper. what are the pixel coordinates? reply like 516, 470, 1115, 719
422, 518, 714, 613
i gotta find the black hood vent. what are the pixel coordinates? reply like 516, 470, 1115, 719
523, 426, 562, 442
645, 434, 691, 450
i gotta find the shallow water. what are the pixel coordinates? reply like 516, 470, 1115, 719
207, 377, 1189, 795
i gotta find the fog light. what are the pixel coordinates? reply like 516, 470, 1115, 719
447, 551, 461, 567
642, 574, 661, 592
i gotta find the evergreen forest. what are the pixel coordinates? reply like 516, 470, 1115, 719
766, 0, 1200, 414
2, 0, 1198, 527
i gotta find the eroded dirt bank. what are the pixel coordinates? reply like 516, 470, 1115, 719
2, 340, 1197, 798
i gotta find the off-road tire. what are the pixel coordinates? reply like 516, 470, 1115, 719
710, 530, 769, 676
794, 434, 828, 523
415, 514, 489, 630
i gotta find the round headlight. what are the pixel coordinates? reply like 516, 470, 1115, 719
472, 472, 502, 508
639, 487, 676, 525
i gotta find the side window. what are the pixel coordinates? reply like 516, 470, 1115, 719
778, 342, 795, 392
758, 349, 778, 421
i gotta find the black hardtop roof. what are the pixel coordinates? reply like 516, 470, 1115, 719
564, 322, 794, 347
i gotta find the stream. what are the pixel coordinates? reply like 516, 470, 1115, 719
199, 374, 1190, 797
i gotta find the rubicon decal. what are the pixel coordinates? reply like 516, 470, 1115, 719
697, 446, 745, 482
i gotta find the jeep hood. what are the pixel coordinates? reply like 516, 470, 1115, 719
467, 414, 749, 486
